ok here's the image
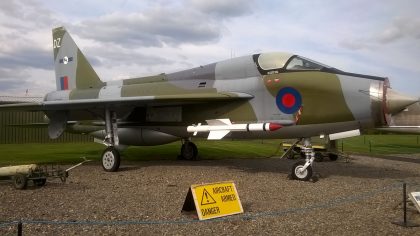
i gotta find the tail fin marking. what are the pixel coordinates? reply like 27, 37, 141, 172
52, 27, 104, 91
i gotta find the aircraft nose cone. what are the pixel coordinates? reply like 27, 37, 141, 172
386, 88, 418, 114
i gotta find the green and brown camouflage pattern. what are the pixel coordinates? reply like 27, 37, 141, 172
1, 27, 417, 145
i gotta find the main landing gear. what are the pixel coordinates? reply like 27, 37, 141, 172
289, 138, 316, 181
179, 139, 198, 160
101, 109, 121, 172
102, 147, 120, 172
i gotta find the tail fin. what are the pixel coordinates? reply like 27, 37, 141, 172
52, 27, 104, 91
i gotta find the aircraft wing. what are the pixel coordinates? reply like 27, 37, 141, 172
0, 92, 253, 111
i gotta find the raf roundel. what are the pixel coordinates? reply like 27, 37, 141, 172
275, 87, 302, 114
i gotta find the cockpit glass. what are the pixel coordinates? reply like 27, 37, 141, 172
286, 56, 332, 71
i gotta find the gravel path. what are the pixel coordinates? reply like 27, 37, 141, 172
1, 154, 420, 235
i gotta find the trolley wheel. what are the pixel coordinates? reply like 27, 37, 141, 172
34, 178, 47, 187
13, 174, 28, 190
286, 151, 295, 159
102, 147, 121, 172
299, 151, 306, 159
329, 153, 339, 161
314, 152, 323, 162
180, 142, 198, 160
291, 160, 313, 181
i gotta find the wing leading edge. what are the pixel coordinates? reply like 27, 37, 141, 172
0, 92, 254, 111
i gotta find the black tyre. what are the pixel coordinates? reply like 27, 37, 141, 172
14, 174, 28, 190
286, 151, 295, 159
102, 147, 121, 172
180, 142, 198, 160
329, 153, 338, 161
299, 151, 306, 159
291, 160, 313, 181
34, 178, 47, 187
314, 152, 323, 162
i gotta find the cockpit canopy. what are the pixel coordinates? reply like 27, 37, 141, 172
254, 52, 337, 75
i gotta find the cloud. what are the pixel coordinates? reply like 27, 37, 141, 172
0, 0, 55, 30
0, 68, 54, 96
0, 0, 57, 71
1, 0, 257, 95
85, 44, 174, 68
75, 8, 221, 47
339, 16, 420, 51
188, 0, 253, 17
0, 0, 58, 95
0, 0, 419, 98
74, 0, 255, 48
377, 17, 420, 44
338, 40, 374, 51
0, 68, 33, 95
0, 48, 52, 70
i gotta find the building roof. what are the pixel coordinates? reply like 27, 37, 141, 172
0, 96, 43, 104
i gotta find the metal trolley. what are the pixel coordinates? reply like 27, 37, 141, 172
281, 141, 349, 162
0, 158, 90, 189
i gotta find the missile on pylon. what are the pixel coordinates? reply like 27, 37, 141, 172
187, 119, 283, 140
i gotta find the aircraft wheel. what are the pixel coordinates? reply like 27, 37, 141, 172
13, 174, 28, 190
299, 151, 306, 159
102, 147, 120, 172
314, 152, 323, 162
286, 151, 295, 159
181, 142, 198, 160
291, 160, 313, 181
329, 153, 338, 161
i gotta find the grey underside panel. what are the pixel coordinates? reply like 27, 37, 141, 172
338, 75, 372, 120
89, 121, 360, 141
227, 121, 360, 139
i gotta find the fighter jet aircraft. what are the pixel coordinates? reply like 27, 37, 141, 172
0, 27, 417, 181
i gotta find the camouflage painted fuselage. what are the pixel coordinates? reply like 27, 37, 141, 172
41, 27, 411, 146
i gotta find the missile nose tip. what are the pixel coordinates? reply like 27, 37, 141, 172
386, 88, 418, 114
268, 123, 283, 131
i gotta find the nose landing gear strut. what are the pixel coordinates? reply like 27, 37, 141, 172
290, 138, 316, 181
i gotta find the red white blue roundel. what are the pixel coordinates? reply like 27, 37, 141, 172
276, 87, 302, 114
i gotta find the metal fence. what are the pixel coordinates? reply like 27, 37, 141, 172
0, 96, 92, 144
0, 110, 92, 144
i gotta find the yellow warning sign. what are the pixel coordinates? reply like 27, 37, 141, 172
190, 181, 243, 220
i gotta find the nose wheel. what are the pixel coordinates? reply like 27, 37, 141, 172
290, 138, 315, 181
291, 160, 313, 181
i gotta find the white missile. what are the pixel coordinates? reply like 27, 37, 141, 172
187, 119, 283, 140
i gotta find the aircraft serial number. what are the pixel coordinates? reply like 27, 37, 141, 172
53, 38, 61, 48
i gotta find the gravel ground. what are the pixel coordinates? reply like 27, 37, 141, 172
1, 154, 420, 235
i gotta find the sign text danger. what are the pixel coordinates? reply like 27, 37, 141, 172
189, 181, 243, 220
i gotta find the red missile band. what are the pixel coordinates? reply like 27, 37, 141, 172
268, 123, 283, 131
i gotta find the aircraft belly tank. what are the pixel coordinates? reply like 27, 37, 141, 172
90, 128, 180, 146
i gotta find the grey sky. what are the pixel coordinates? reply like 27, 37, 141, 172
0, 0, 418, 97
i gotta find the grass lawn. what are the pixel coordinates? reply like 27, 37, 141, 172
339, 135, 420, 155
0, 135, 419, 165
0, 139, 282, 165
